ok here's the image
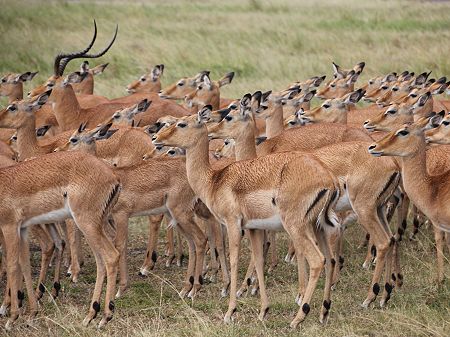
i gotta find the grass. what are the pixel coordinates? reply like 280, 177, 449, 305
0, 0, 449, 336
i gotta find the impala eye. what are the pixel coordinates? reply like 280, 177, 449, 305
47, 82, 54, 87
288, 121, 296, 125
442, 120, 450, 126
381, 85, 389, 90
397, 130, 409, 136
391, 87, 398, 91
322, 103, 331, 109
177, 123, 187, 128
330, 84, 336, 88
7, 104, 16, 111
177, 81, 184, 86
369, 80, 374, 85
140, 77, 146, 82
386, 109, 396, 115
70, 138, 78, 143
198, 85, 203, 90
409, 93, 417, 98
1, 78, 6, 83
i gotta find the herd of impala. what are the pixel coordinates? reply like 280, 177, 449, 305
0, 22, 449, 331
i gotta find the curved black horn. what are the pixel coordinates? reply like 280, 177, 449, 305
81, 24, 118, 60
54, 20, 97, 76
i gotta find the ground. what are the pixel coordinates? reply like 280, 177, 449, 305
0, 0, 449, 336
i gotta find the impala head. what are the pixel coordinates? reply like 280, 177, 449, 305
159, 70, 210, 100
362, 72, 397, 102
143, 115, 181, 138
208, 92, 260, 140
213, 138, 235, 159
0, 90, 51, 129
28, 20, 118, 98
284, 75, 326, 94
0, 71, 38, 100
108, 99, 151, 126
283, 108, 306, 128
67, 61, 109, 95
126, 64, 164, 94
301, 88, 365, 124
425, 111, 450, 145
368, 112, 441, 157
316, 70, 360, 99
184, 72, 235, 110
332, 61, 365, 79
54, 122, 117, 153
364, 91, 432, 132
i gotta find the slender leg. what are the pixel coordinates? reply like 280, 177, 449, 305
140, 214, 163, 274
432, 225, 445, 284
112, 212, 129, 298
19, 229, 39, 322
267, 231, 278, 273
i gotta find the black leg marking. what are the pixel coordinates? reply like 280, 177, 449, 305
397, 273, 403, 281
272, 197, 276, 206
53, 281, 61, 297
371, 245, 377, 258
330, 258, 336, 266
232, 307, 237, 314
391, 273, 396, 282
146, 251, 149, 258
365, 233, 370, 241
384, 283, 393, 304
199, 275, 204, 285
373, 283, 380, 296
390, 237, 396, 246
323, 300, 331, 311
189, 276, 194, 285
92, 301, 100, 319
39, 283, 45, 294
18, 290, 24, 308
247, 278, 251, 286
401, 219, 407, 230
109, 301, 115, 312
151, 250, 158, 263
397, 227, 404, 241
339, 256, 344, 270
263, 306, 269, 318
302, 303, 311, 316
241, 230, 245, 237
215, 248, 219, 258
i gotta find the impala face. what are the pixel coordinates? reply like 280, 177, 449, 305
159, 71, 209, 99
316, 71, 359, 99
368, 115, 435, 157
332, 61, 365, 79
69, 61, 109, 94
0, 72, 38, 98
28, 75, 60, 98
363, 73, 397, 102
0, 91, 50, 129
301, 89, 365, 124
152, 114, 203, 149
108, 99, 151, 126
126, 64, 163, 94
426, 112, 450, 145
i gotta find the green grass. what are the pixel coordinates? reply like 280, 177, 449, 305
0, 0, 449, 336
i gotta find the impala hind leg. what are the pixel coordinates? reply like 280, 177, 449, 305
215, 223, 230, 297
432, 225, 446, 284
140, 214, 164, 275
18, 229, 39, 322
1, 226, 21, 331
175, 225, 197, 298
223, 222, 242, 323
77, 216, 119, 328
290, 231, 324, 328
165, 223, 176, 266
32, 225, 54, 300
66, 219, 83, 282
267, 231, 278, 272
248, 229, 269, 321
47, 223, 64, 299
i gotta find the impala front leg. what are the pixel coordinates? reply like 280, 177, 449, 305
224, 222, 242, 323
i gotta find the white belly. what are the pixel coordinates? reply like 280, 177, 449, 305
132, 206, 168, 217
244, 214, 284, 231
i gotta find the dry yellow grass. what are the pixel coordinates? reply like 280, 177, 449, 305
0, 0, 449, 336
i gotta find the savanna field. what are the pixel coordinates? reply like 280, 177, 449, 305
0, 0, 450, 336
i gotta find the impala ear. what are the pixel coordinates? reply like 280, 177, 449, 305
197, 104, 212, 123
285, 86, 301, 99
431, 81, 449, 95
332, 62, 344, 79
426, 111, 444, 129
414, 71, 432, 86
66, 71, 87, 84
399, 70, 409, 79
31, 89, 52, 109
151, 64, 164, 81
312, 76, 326, 87
218, 72, 235, 87
251, 91, 262, 112
94, 123, 117, 140
354, 62, 365, 73
17, 71, 39, 83
78, 122, 87, 133
91, 63, 109, 76
136, 99, 152, 113
346, 71, 360, 85
240, 93, 252, 109
35, 125, 52, 138
402, 73, 414, 82
346, 89, 365, 104
80, 61, 90, 74
300, 90, 315, 103
261, 90, 272, 102
202, 74, 212, 89
255, 136, 267, 145
417, 92, 431, 107
383, 73, 397, 83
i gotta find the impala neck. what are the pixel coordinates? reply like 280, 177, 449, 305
52, 84, 81, 131
234, 122, 257, 160
399, 137, 432, 212
16, 118, 41, 161
75, 75, 94, 95
184, 127, 214, 202
265, 103, 284, 138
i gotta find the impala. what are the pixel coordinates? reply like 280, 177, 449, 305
126, 64, 164, 94
369, 114, 450, 282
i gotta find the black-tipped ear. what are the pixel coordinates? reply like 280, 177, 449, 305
399, 70, 409, 78
417, 92, 431, 106
357, 62, 365, 70
35, 125, 52, 137
252, 91, 262, 103
347, 89, 365, 104
332, 62, 341, 78
255, 136, 267, 145
145, 122, 164, 135
137, 99, 152, 112
218, 72, 235, 87
95, 123, 116, 140
428, 111, 444, 128
240, 93, 252, 108
217, 107, 232, 121
19, 71, 39, 82
78, 122, 87, 133
301, 90, 315, 103
436, 76, 447, 84
261, 90, 272, 102
384, 73, 397, 83
414, 71, 431, 86
198, 104, 213, 123
313, 76, 326, 87
36, 89, 52, 106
